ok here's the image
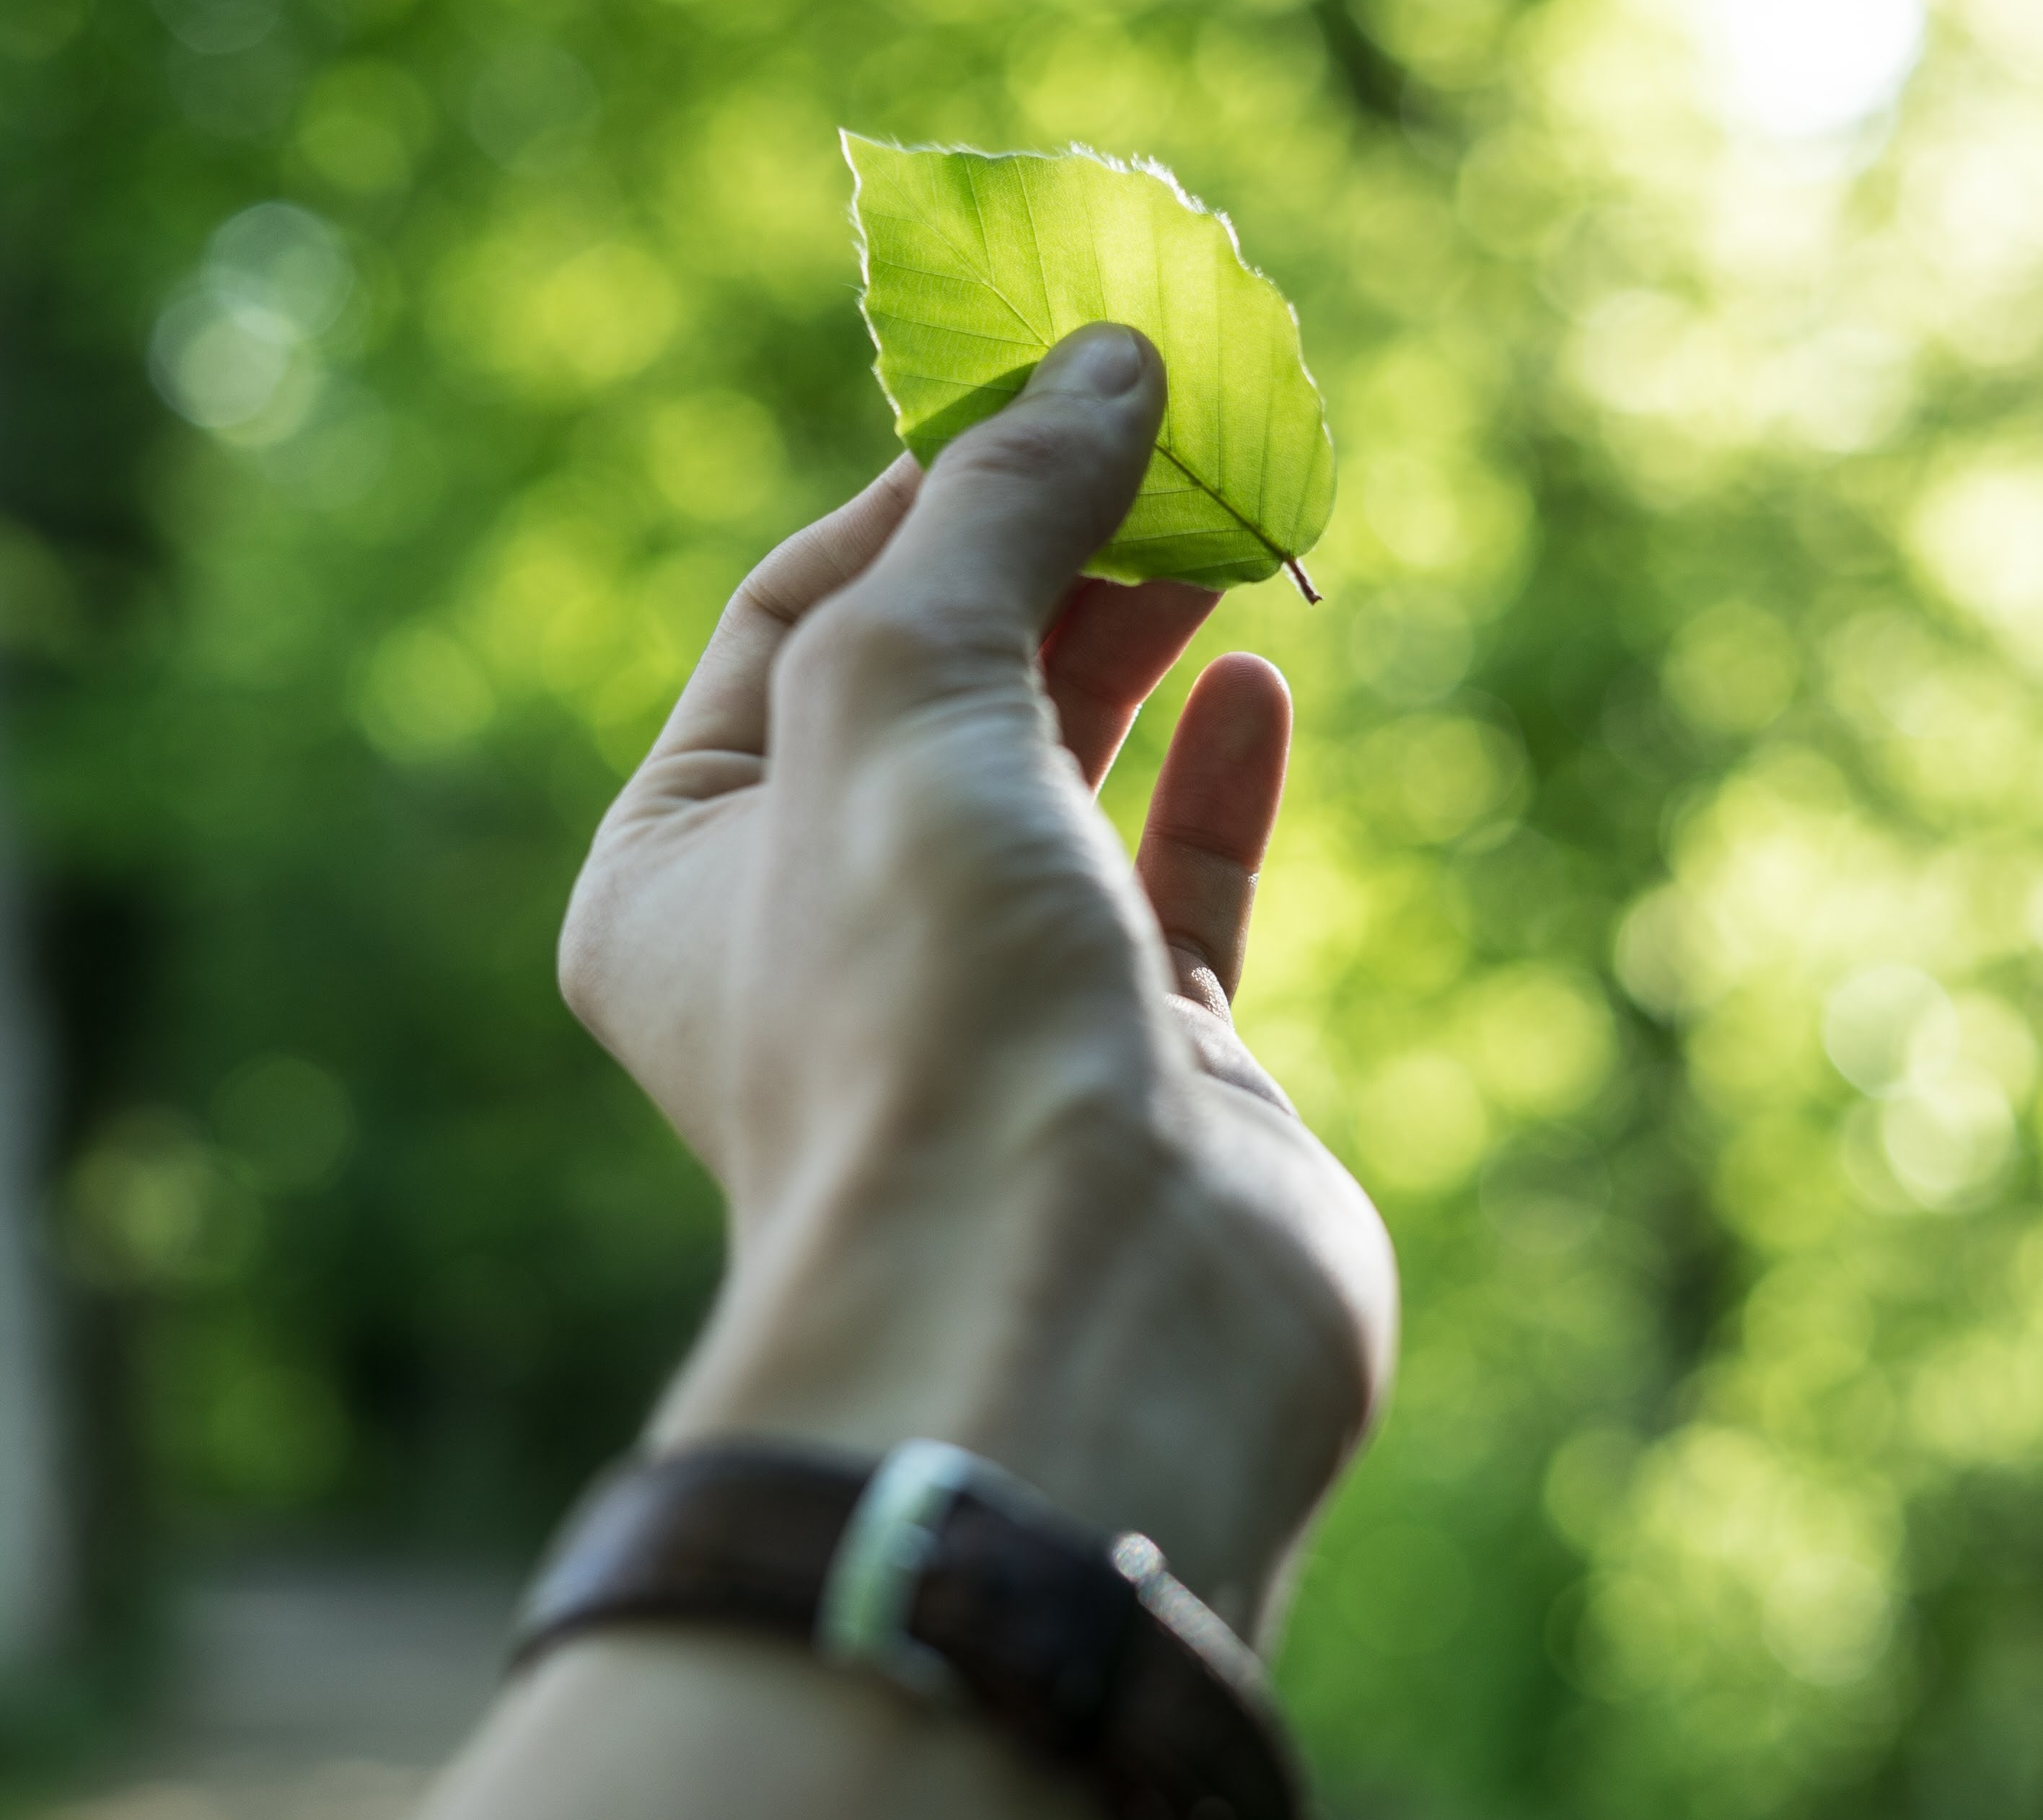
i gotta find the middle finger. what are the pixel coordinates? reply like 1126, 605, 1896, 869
1039, 576, 1222, 788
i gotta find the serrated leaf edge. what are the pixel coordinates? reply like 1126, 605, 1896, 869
840, 129, 1335, 578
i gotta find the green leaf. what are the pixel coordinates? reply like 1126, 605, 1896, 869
843, 133, 1336, 597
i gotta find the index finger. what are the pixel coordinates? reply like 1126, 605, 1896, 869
650, 454, 921, 766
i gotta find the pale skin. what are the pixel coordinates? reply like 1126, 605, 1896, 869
421, 324, 1399, 1820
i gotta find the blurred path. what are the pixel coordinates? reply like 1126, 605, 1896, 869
34, 1561, 517, 1820
0, 756, 67, 1678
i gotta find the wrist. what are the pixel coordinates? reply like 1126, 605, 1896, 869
649, 1090, 1360, 1635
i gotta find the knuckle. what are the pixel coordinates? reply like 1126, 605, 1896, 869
738, 511, 863, 625
729, 549, 812, 630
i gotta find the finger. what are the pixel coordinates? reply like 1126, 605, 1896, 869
652, 454, 921, 765
1040, 576, 1221, 788
1135, 654, 1292, 1015
788, 325, 1166, 737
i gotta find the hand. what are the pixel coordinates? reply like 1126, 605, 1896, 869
558, 324, 1397, 1634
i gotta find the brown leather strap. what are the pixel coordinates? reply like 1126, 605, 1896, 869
511, 1443, 862, 1657
509, 1441, 1305, 1820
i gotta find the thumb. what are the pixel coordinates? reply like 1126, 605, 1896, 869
882, 322, 1166, 639
781, 325, 1165, 736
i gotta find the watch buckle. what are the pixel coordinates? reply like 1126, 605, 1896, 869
815, 1438, 977, 1702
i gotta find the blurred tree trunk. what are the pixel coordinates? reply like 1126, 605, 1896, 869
0, 772, 66, 1678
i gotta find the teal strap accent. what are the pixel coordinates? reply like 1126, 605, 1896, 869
814, 1438, 976, 1700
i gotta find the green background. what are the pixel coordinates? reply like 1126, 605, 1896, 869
4, 0, 2043, 1813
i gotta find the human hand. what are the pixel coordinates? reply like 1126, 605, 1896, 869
558, 325, 1397, 1635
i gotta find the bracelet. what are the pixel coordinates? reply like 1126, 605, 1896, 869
509, 1437, 1306, 1820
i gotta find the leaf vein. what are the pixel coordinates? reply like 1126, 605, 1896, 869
870, 310, 1045, 351
887, 372, 1025, 392
1255, 343, 1275, 529
1015, 157, 1054, 340
1154, 444, 1288, 564
965, 161, 1051, 343
866, 234, 1044, 344
1106, 526, 1263, 548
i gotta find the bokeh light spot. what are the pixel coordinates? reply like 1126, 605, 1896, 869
357, 625, 496, 760
1689, 0, 1925, 140
1356, 1051, 1490, 1196
1879, 1069, 2013, 1208
152, 0, 277, 56
649, 391, 787, 524
1663, 601, 1798, 737
1823, 964, 1951, 1094
467, 41, 600, 173
1760, 1553, 1892, 1684
212, 1055, 356, 1194
1910, 449, 2043, 665
296, 61, 435, 196
150, 292, 295, 432
1466, 967, 1614, 1120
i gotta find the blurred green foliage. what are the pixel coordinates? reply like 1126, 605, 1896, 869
4, 0, 2043, 1813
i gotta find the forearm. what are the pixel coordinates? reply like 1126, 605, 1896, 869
422, 1096, 1362, 1820
423, 1630, 1102, 1820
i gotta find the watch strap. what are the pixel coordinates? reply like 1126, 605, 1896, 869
509, 1440, 1304, 1820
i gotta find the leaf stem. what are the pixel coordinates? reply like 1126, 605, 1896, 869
1154, 444, 1321, 600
